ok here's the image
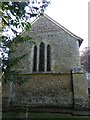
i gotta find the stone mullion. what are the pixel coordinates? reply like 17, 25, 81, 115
31, 47, 34, 72
37, 45, 39, 72
45, 44, 47, 72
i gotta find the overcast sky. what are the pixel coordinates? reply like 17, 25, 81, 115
45, 0, 89, 51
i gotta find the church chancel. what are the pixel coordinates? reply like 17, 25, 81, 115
3, 14, 89, 112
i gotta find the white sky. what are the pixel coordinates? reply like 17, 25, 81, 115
45, 0, 89, 51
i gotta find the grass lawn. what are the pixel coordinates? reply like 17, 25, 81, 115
2, 112, 90, 119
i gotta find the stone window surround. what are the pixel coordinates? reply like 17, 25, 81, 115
32, 42, 51, 72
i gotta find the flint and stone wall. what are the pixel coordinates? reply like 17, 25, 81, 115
15, 15, 81, 73
72, 68, 89, 109
2, 72, 89, 109
2, 15, 89, 110
3, 73, 73, 108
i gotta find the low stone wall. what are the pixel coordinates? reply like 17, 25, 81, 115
2, 72, 89, 111
2, 73, 73, 108
72, 68, 89, 109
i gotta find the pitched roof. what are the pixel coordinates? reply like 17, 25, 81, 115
31, 14, 83, 47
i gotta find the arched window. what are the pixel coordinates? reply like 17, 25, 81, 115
39, 42, 45, 72
33, 46, 37, 72
32, 43, 51, 72
47, 45, 51, 71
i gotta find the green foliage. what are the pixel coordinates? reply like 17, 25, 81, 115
3, 35, 34, 83
1, 1, 32, 84
1, 2, 28, 30
1, 1, 50, 84
3, 35, 33, 48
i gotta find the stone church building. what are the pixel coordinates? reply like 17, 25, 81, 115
3, 14, 89, 111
